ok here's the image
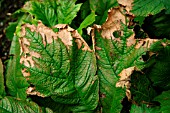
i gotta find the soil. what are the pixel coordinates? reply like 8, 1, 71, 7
0, 0, 25, 68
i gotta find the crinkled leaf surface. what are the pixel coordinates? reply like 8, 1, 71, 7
154, 90, 170, 113
131, 0, 165, 16
0, 59, 5, 98
19, 22, 98, 112
130, 104, 160, 113
30, 1, 57, 27
95, 24, 146, 112
57, 0, 82, 24
0, 96, 53, 113
6, 35, 29, 100
89, 0, 118, 24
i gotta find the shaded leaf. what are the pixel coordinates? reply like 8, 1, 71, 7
6, 35, 29, 99
148, 44, 170, 90
0, 96, 53, 113
130, 104, 160, 113
89, 0, 119, 25
154, 90, 170, 113
130, 71, 157, 104
131, 0, 165, 16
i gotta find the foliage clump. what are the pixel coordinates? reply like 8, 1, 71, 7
1, 0, 170, 113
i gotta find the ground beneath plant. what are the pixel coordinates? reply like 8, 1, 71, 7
0, 0, 25, 68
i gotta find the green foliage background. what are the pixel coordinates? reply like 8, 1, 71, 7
1, 0, 170, 113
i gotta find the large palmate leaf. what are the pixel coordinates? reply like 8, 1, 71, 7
131, 0, 165, 16
154, 90, 170, 113
95, 24, 147, 113
19, 22, 98, 112
89, 0, 118, 25
0, 96, 53, 113
6, 35, 29, 100
57, 0, 82, 24
0, 59, 5, 98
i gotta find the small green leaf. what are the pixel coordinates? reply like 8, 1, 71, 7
154, 90, 170, 113
0, 59, 5, 98
134, 16, 145, 26
0, 96, 53, 113
30, 1, 57, 27
131, 0, 165, 16
6, 35, 29, 99
57, 0, 82, 24
5, 22, 18, 40
77, 12, 95, 35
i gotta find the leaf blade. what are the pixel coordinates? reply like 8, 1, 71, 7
131, 0, 165, 16
6, 35, 29, 100
57, 0, 82, 24
0, 59, 5, 98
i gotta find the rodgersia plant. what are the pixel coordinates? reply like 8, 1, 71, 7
1, 0, 170, 113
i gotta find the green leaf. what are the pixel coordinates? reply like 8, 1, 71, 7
6, 35, 29, 100
22, 28, 75, 97
134, 16, 145, 26
19, 23, 99, 112
163, 0, 170, 14
89, 0, 118, 24
30, 96, 72, 113
77, 12, 95, 35
57, 0, 82, 24
131, 0, 165, 16
154, 90, 170, 113
30, 1, 57, 27
5, 10, 32, 41
130, 104, 160, 113
95, 24, 147, 112
0, 59, 5, 98
130, 72, 157, 104
148, 45, 170, 90
80, 0, 91, 20
0, 96, 53, 113
5, 22, 18, 40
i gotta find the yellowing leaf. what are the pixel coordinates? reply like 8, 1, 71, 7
19, 21, 98, 112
